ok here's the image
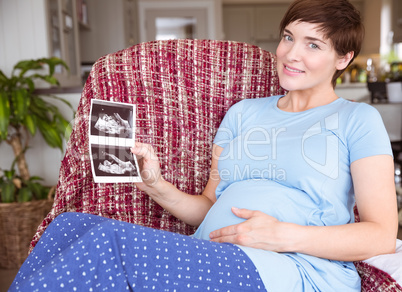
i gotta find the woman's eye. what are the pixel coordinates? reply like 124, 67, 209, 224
283, 35, 293, 42
309, 43, 319, 49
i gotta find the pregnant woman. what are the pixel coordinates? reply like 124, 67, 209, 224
9, 0, 397, 291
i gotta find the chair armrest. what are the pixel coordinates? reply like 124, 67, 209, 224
358, 239, 402, 290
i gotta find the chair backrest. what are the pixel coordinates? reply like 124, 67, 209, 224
30, 39, 284, 250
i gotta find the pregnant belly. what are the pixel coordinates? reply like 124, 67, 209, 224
193, 179, 321, 240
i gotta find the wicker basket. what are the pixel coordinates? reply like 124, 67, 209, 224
0, 189, 54, 269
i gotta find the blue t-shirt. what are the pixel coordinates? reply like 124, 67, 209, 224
193, 95, 392, 291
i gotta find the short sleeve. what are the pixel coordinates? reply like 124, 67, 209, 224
346, 103, 393, 163
213, 100, 246, 147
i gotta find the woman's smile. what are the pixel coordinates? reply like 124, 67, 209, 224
276, 21, 346, 95
283, 64, 305, 74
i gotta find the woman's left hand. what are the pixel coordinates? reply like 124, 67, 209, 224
209, 207, 292, 252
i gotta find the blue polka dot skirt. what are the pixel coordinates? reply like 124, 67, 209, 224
9, 212, 266, 291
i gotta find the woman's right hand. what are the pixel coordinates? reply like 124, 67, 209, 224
130, 142, 163, 192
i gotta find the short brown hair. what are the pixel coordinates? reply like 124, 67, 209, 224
279, 0, 365, 87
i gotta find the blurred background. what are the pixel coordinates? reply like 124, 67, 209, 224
1, 0, 401, 87
1, 0, 402, 290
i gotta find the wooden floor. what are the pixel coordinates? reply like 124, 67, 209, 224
1, 227, 402, 292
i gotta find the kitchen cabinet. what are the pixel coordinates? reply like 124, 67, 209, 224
47, 0, 82, 87
223, 6, 253, 43
393, 0, 402, 43
79, 0, 131, 64
223, 4, 287, 52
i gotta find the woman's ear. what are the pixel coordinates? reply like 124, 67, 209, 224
336, 51, 354, 70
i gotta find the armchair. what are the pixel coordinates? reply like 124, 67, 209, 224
30, 39, 401, 291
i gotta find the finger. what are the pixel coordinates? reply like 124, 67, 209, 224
131, 143, 154, 160
209, 226, 251, 246
231, 207, 255, 220
209, 224, 238, 240
211, 235, 267, 250
210, 234, 238, 244
130, 142, 146, 154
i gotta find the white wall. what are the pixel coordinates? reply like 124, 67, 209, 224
0, 0, 49, 75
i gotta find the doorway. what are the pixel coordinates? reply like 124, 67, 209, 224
137, 0, 222, 43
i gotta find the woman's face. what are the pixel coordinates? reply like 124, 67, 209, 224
276, 21, 348, 93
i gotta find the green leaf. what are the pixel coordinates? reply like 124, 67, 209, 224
4, 169, 15, 180
38, 185, 50, 200
28, 176, 43, 182
0, 181, 15, 203
27, 181, 48, 200
0, 91, 11, 140
61, 117, 72, 141
14, 59, 43, 78
24, 78, 35, 93
54, 113, 72, 141
44, 75, 59, 85
0, 70, 9, 86
30, 74, 59, 86
39, 57, 69, 75
29, 96, 55, 120
24, 114, 37, 136
47, 94, 75, 115
14, 60, 42, 70
11, 88, 29, 123
18, 187, 33, 202
28, 182, 40, 197
37, 118, 63, 149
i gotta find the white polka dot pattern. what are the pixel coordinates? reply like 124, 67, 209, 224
10, 213, 265, 291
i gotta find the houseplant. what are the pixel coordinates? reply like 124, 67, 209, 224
0, 57, 74, 268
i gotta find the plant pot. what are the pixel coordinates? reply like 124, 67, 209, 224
0, 188, 54, 269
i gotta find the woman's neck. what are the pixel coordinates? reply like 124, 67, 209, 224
277, 89, 339, 112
